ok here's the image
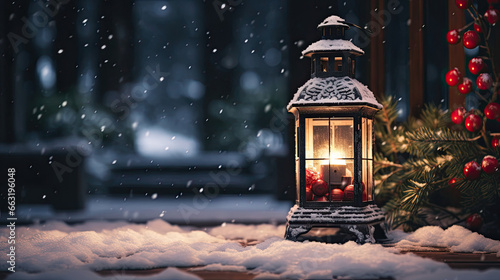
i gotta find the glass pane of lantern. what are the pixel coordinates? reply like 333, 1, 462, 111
362, 160, 373, 202
296, 158, 300, 200
305, 118, 329, 159
335, 57, 342, 72
320, 57, 329, 72
306, 160, 328, 202
321, 159, 353, 189
367, 119, 373, 159
362, 118, 373, 159
330, 118, 353, 159
368, 159, 373, 201
362, 118, 367, 159
329, 159, 354, 202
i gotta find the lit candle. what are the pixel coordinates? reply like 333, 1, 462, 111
321, 163, 346, 187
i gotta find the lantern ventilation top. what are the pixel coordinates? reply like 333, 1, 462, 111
317, 15, 350, 28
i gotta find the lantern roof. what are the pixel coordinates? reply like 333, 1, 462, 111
302, 39, 364, 57
317, 15, 350, 29
287, 76, 382, 110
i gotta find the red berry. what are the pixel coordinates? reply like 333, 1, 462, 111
482, 155, 498, 174
343, 185, 354, 201
446, 29, 460, 44
476, 73, 493, 90
466, 213, 483, 231
448, 177, 460, 187
474, 23, 483, 33
456, 0, 471, 9
485, 8, 499, 25
464, 160, 481, 180
445, 68, 462, 86
451, 107, 467, 124
485, 103, 500, 119
465, 114, 482, 132
311, 179, 328, 196
468, 57, 485, 75
306, 167, 320, 186
462, 30, 480, 49
458, 78, 473, 94
330, 189, 344, 201
492, 136, 500, 148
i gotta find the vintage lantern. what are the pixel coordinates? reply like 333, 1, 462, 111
285, 15, 386, 243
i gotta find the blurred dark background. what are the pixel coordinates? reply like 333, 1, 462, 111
0, 0, 495, 223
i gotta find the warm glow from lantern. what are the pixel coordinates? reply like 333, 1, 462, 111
320, 153, 346, 165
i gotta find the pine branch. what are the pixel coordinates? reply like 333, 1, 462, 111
407, 127, 480, 143
375, 96, 404, 161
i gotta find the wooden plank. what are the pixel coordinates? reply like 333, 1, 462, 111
407, 251, 500, 270
10, 250, 500, 279
96, 267, 256, 280
409, 0, 424, 116
448, 0, 467, 110
369, 0, 386, 101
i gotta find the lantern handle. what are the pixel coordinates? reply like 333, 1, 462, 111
339, 20, 373, 36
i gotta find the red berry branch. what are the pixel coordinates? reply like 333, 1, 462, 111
448, 0, 499, 139
373, 0, 500, 234
446, 0, 500, 230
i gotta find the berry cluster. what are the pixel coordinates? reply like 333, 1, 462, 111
446, 1, 497, 96
463, 155, 499, 180
451, 104, 500, 132
305, 167, 366, 202
448, 0, 499, 136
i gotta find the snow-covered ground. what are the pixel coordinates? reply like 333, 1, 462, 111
2, 220, 500, 279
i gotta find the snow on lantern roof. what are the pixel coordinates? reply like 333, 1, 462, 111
317, 15, 349, 28
302, 39, 364, 56
287, 76, 383, 110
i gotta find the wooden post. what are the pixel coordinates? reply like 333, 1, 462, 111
448, 0, 466, 110
369, 0, 385, 101
409, 0, 424, 116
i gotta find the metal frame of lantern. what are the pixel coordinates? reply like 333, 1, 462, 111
284, 15, 387, 243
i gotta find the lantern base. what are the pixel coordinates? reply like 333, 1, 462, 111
284, 204, 388, 244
